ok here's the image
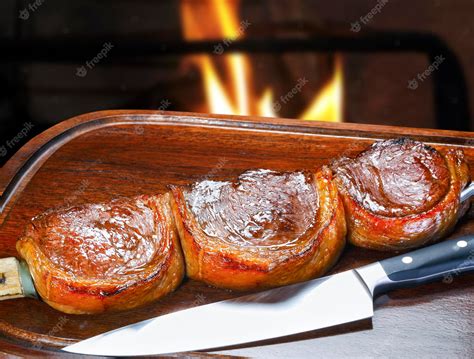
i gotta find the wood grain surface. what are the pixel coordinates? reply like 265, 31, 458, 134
0, 110, 472, 358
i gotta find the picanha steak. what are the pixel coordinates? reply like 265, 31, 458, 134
7, 137, 471, 314
170, 167, 346, 290
331, 138, 470, 251
16, 193, 184, 314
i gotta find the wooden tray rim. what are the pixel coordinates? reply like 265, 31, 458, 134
2, 109, 473, 209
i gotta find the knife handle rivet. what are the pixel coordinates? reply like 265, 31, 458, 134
457, 240, 468, 248
402, 256, 413, 264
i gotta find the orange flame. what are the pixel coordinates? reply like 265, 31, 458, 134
301, 56, 343, 122
180, 0, 343, 122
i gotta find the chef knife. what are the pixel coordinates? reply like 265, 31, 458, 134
63, 233, 474, 356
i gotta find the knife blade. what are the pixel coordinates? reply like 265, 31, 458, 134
64, 234, 474, 356
64, 269, 373, 356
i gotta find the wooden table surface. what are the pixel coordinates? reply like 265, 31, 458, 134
0, 111, 472, 358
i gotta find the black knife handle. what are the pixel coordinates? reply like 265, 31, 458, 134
373, 235, 474, 294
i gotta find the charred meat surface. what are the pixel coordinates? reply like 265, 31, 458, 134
16, 193, 184, 314
12, 137, 471, 312
171, 167, 346, 290
184, 169, 318, 247
332, 138, 470, 251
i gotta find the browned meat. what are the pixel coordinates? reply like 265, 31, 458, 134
13, 137, 470, 314
16, 193, 184, 314
170, 167, 346, 290
332, 138, 470, 251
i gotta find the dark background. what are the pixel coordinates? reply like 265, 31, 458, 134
1, 0, 473, 166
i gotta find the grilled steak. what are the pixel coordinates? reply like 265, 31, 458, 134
11, 136, 471, 313
332, 138, 470, 251
170, 167, 346, 290
16, 193, 184, 314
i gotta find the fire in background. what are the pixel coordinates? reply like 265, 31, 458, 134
180, 0, 343, 122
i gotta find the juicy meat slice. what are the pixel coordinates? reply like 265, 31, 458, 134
184, 169, 318, 247
170, 167, 346, 290
332, 137, 470, 251
333, 137, 451, 217
16, 193, 184, 314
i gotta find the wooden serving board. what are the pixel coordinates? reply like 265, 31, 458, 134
0, 111, 473, 358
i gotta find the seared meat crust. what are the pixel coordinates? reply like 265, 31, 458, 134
170, 167, 346, 290
332, 138, 470, 251
17, 193, 184, 314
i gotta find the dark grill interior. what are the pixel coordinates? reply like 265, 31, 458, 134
1, 0, 473, 165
